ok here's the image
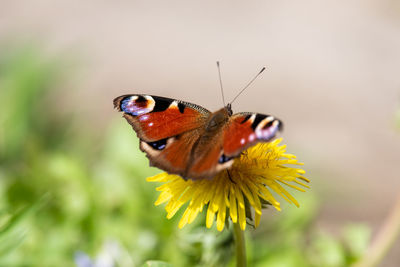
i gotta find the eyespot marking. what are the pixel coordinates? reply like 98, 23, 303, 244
255, 117, 281, 140
251, 114, 268, 130
216, 155, 234, 172
218, 154, 234, 163
121, 95, 155, 116
136, 95, 147, 102
256, 116, 274, 131
146, 138, 168, 150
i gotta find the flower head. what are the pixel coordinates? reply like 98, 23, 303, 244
147, 138, 309, 231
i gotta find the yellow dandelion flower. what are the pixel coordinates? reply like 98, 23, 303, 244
147, 138, 309, 231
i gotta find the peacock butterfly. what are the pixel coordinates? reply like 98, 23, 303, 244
113, 94, 282, 180
113, 64, 282, 180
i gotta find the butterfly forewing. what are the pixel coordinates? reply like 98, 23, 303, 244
223, 112, 282, 156
114, 94, 210, 142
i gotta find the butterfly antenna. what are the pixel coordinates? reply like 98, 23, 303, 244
216, 61, 226, 106
230, 66, 266, 105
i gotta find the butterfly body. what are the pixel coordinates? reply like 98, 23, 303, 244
114, 94, 282, 180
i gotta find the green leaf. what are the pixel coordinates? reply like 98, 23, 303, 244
0, 193, 48, 236
0, 194, 48, 256
342, 223, 371, 263
142, 260, 173, 267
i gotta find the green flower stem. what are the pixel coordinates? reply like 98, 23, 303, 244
353, 194, 400, 267
233, 223, 247, 267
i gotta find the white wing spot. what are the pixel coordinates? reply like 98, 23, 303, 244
169, 101, 179, 109
249, 114, 256, 123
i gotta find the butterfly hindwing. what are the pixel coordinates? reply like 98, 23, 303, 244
140, 129, 203, 178
187, 135, 230, 180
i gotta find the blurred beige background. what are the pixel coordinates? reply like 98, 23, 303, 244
1, 0, 400, 264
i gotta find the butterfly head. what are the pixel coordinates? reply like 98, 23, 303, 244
206, 107, 231, 131
226, 103, 233, 116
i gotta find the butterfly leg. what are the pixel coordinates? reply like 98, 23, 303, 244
226, 170, 235, 184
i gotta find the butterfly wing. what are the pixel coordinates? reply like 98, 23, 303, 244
186, 111, 283, 180
223, 112, 282, 156
114, 94, 211, 177
114, 94, 210, 141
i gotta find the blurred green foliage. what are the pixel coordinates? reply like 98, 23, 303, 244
0, 46, 371, 266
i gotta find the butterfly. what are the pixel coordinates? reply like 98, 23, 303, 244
113, 94, 282, 180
